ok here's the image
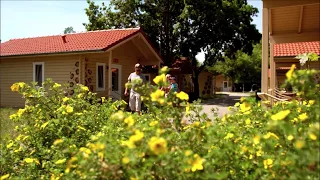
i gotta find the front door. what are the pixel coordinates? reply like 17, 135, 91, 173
111, 64, 122, 100
223, 81, 229, 92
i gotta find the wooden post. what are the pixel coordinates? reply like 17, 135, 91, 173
262, 8, 269, 93
108, 51, 112, 97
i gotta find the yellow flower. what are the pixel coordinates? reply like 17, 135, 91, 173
81, 86, 89, 91
55, 159, 66, 165
24, 158, 39, 164
239, 102, 251, 113
79, 147, 92, 155
121, 140, 136, 149
294, 140, 304, 149
228, 106, 233, 111
159, 66, 169, 74
150, 89, 165, 101
62, 97, 69, 102
192, 121, 200, 127
191, 154, 204, 172
40, 122, 49, 129
66, 105, 73, 113
148, 137, 168, 155
53, 139, 64, 146
110, 111, 125, 121
130, 177, 138, 180
184, 150, 192, 156
53, 83, 61, 88
234, 102, 240, 107
122, 157, 130, 164
308, 100, 315, 105
149, 121, 158, 127
253, 136, 260, 145
124, 116, 135, 127
264, 132, 279, 140
224, 133, 234, 139
286, 64, 296, 80
6, 142, 14, 149
129, 130, 144, 143
287, 135, 294, 141
309, 133, 317, 140
256, 150, 263, 156
245, 119, 251, 125
176, 91, 189, 101
271, 110, 290, 121
87, 143, 105, 151
0, 174, 10, 180
186, 103, 190, 115
298, 113, 308, 121
153, 74, 166, 85
263, 159, 273, 169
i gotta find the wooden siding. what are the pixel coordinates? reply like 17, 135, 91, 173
83, 53, 109, 98
0, 55, 79, 107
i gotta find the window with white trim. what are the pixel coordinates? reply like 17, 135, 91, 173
143, 74, 151, 82
96, 63, 106, 91
33, 62, 44, 86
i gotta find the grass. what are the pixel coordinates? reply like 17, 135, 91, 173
0, 108, 18, 144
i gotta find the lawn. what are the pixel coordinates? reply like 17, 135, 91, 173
0, 108, 18, 144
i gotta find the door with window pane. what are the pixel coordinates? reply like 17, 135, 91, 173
111, 64, 122, 100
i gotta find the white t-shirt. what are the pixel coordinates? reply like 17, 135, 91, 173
128, 72, 146, 93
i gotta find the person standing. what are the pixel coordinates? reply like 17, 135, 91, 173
124, 63, 146, 114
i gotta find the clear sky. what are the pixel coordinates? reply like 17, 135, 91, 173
1, 0, 262, 62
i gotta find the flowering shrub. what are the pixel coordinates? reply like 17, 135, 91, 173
1, 67, 319, 180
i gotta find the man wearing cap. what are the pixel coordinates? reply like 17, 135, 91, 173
124, 63, 146, 114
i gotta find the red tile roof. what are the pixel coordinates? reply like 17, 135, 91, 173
274, 41, 320, 57
0, 28, 141, 57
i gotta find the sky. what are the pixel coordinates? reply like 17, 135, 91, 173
0, 0, 262, 61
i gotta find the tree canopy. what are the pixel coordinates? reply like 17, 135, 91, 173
210, 41, 262, 86
64, 27, 76, 34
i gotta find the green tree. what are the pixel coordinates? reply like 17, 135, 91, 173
175, 0, 261, 97
83, 0, 185, 65
210, 42, 262, 91
64, 26, 76, 34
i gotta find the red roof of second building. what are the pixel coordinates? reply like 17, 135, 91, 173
273, 41, 320, 57
0, 28, 141, 57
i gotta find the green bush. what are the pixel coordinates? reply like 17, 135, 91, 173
1, 66, 319, 180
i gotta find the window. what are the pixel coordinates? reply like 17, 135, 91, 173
96, 63, 106, 91
143, 74, 151, 82
33, 62, 44, 86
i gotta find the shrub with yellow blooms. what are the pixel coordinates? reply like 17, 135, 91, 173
1, 66, 319, 180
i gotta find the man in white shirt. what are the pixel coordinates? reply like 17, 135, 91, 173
124, 63, 146, 114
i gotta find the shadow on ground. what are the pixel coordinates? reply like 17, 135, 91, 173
201, 93, 248, 106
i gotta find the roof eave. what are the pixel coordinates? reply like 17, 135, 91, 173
0, 49, 105, 58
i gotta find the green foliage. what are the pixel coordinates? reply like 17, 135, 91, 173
210, 42, 261, 84
295, 52, 319, 68
0, 108, 20, 144
1, 68, 319, 180
63, 27, 75, 34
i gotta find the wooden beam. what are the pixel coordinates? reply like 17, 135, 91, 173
108, 51, 112, 97
269, 9, 273, 35
262, 8, 269, 93
298, 5, 304, 34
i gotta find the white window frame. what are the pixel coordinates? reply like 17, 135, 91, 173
33, 62, 44, 86
96, 63, 106, 91
143, 74, 151, 82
